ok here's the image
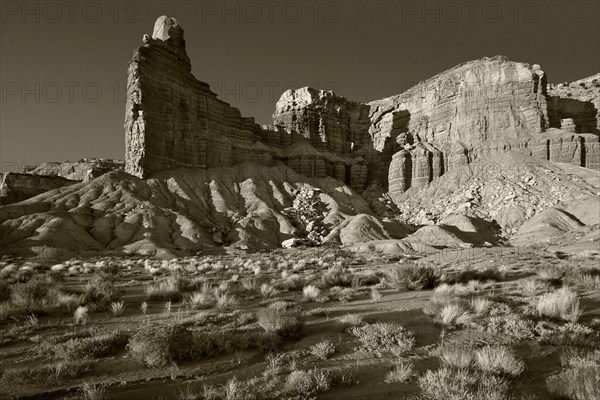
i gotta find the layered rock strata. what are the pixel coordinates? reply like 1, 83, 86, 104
0, 173, 76, 205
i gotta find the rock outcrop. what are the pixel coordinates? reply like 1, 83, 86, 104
0, 173, 76, 205
25, 159, 124, 181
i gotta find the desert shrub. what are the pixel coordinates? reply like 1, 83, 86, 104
350, 322, 415, 355
1, 361, 91, 386
302, 285, 323, 302
128, 325, 226, 368
536, 264, 568, 285
321, 268, 352, 288
48, 331, 129, 360
282, 368, 331, 400
570, 268, 600, 290
438, 345, 474, 369
257, 301, 304, 339
423, 284, 470, 316
546, 366, 600, 400
309, 339, 336, 360
370, 287, 382, 303
9, 276, 58, 313
386, 264, 440, 290
481, 316, 535, 340
470, 297, 492, 316
351, 271, 380, 288
145, 276, 186, 302
260, 283, 279, 299
445, 267, 504, 284
214, 293, 239, 311
74, 306, 89, 325
330, 287, 355, 303
80, 382, 106, 400
536, 287, 582, 322
186, 291, 214, 309
474, 346, 525, 377
385, 359, 414, 383
279, 274, 305, 291
418, 367, 510, 400
82, 275, 120, 311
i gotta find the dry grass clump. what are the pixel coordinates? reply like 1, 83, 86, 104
546, 350, 600, 400
257, 301, 304, 339
214, 292, 239, 311
110, 301, 125, 316
569, 267, 600, 289
536, 264, 568, 285
385, 359, 414, 383
437, 304, 472, 328
145, 275, 188, 302
350, 322, 415, 355
186, 290, 214, 310
386, 263, 440, 290
1, 360, 91, 386
309, 339, 336, 360
536, 287, 582, 322
474, 346, 525, 377
260, 283, 279, 299
423, 284, 470, 317
438, 345, 474, 369
80, 382, 106, 400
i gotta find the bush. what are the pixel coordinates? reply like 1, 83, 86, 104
446, 267, 504, 284
257, 301, 304, 339
282, 368, 331, 400
386, 264, 440, 290
145, 276, 186, 302
350, 322, 415, 355
536, 264, 568, 285
82, 275, 120, 311
418, 367, 510, 400
546, 350, 600, 400
9, 276, 58, 313
47, 331, 129, 360
1, 361, 91, 386
302, 285, 323, 302
321, 268, 352, 288
436, 304, 472, 328
309, 340, 336, 360
546, 366, 600, 400
128, 325, 226, 368
474, 346, 525, 377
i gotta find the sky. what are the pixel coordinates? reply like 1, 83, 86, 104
1, 0, 599, 170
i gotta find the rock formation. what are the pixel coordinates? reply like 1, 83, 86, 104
0, 173, 76, 205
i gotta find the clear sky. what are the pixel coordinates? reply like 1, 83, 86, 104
1, 0, 599, 170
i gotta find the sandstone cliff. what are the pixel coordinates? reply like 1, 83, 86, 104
0, 173, 76, 205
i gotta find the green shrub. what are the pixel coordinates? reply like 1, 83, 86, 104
386, 264, 440, 290
257, 301, 304, 339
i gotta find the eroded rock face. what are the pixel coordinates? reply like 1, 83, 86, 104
0, 173, 76, 205
125, 17, 599, 203
547, 74, 600, 134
